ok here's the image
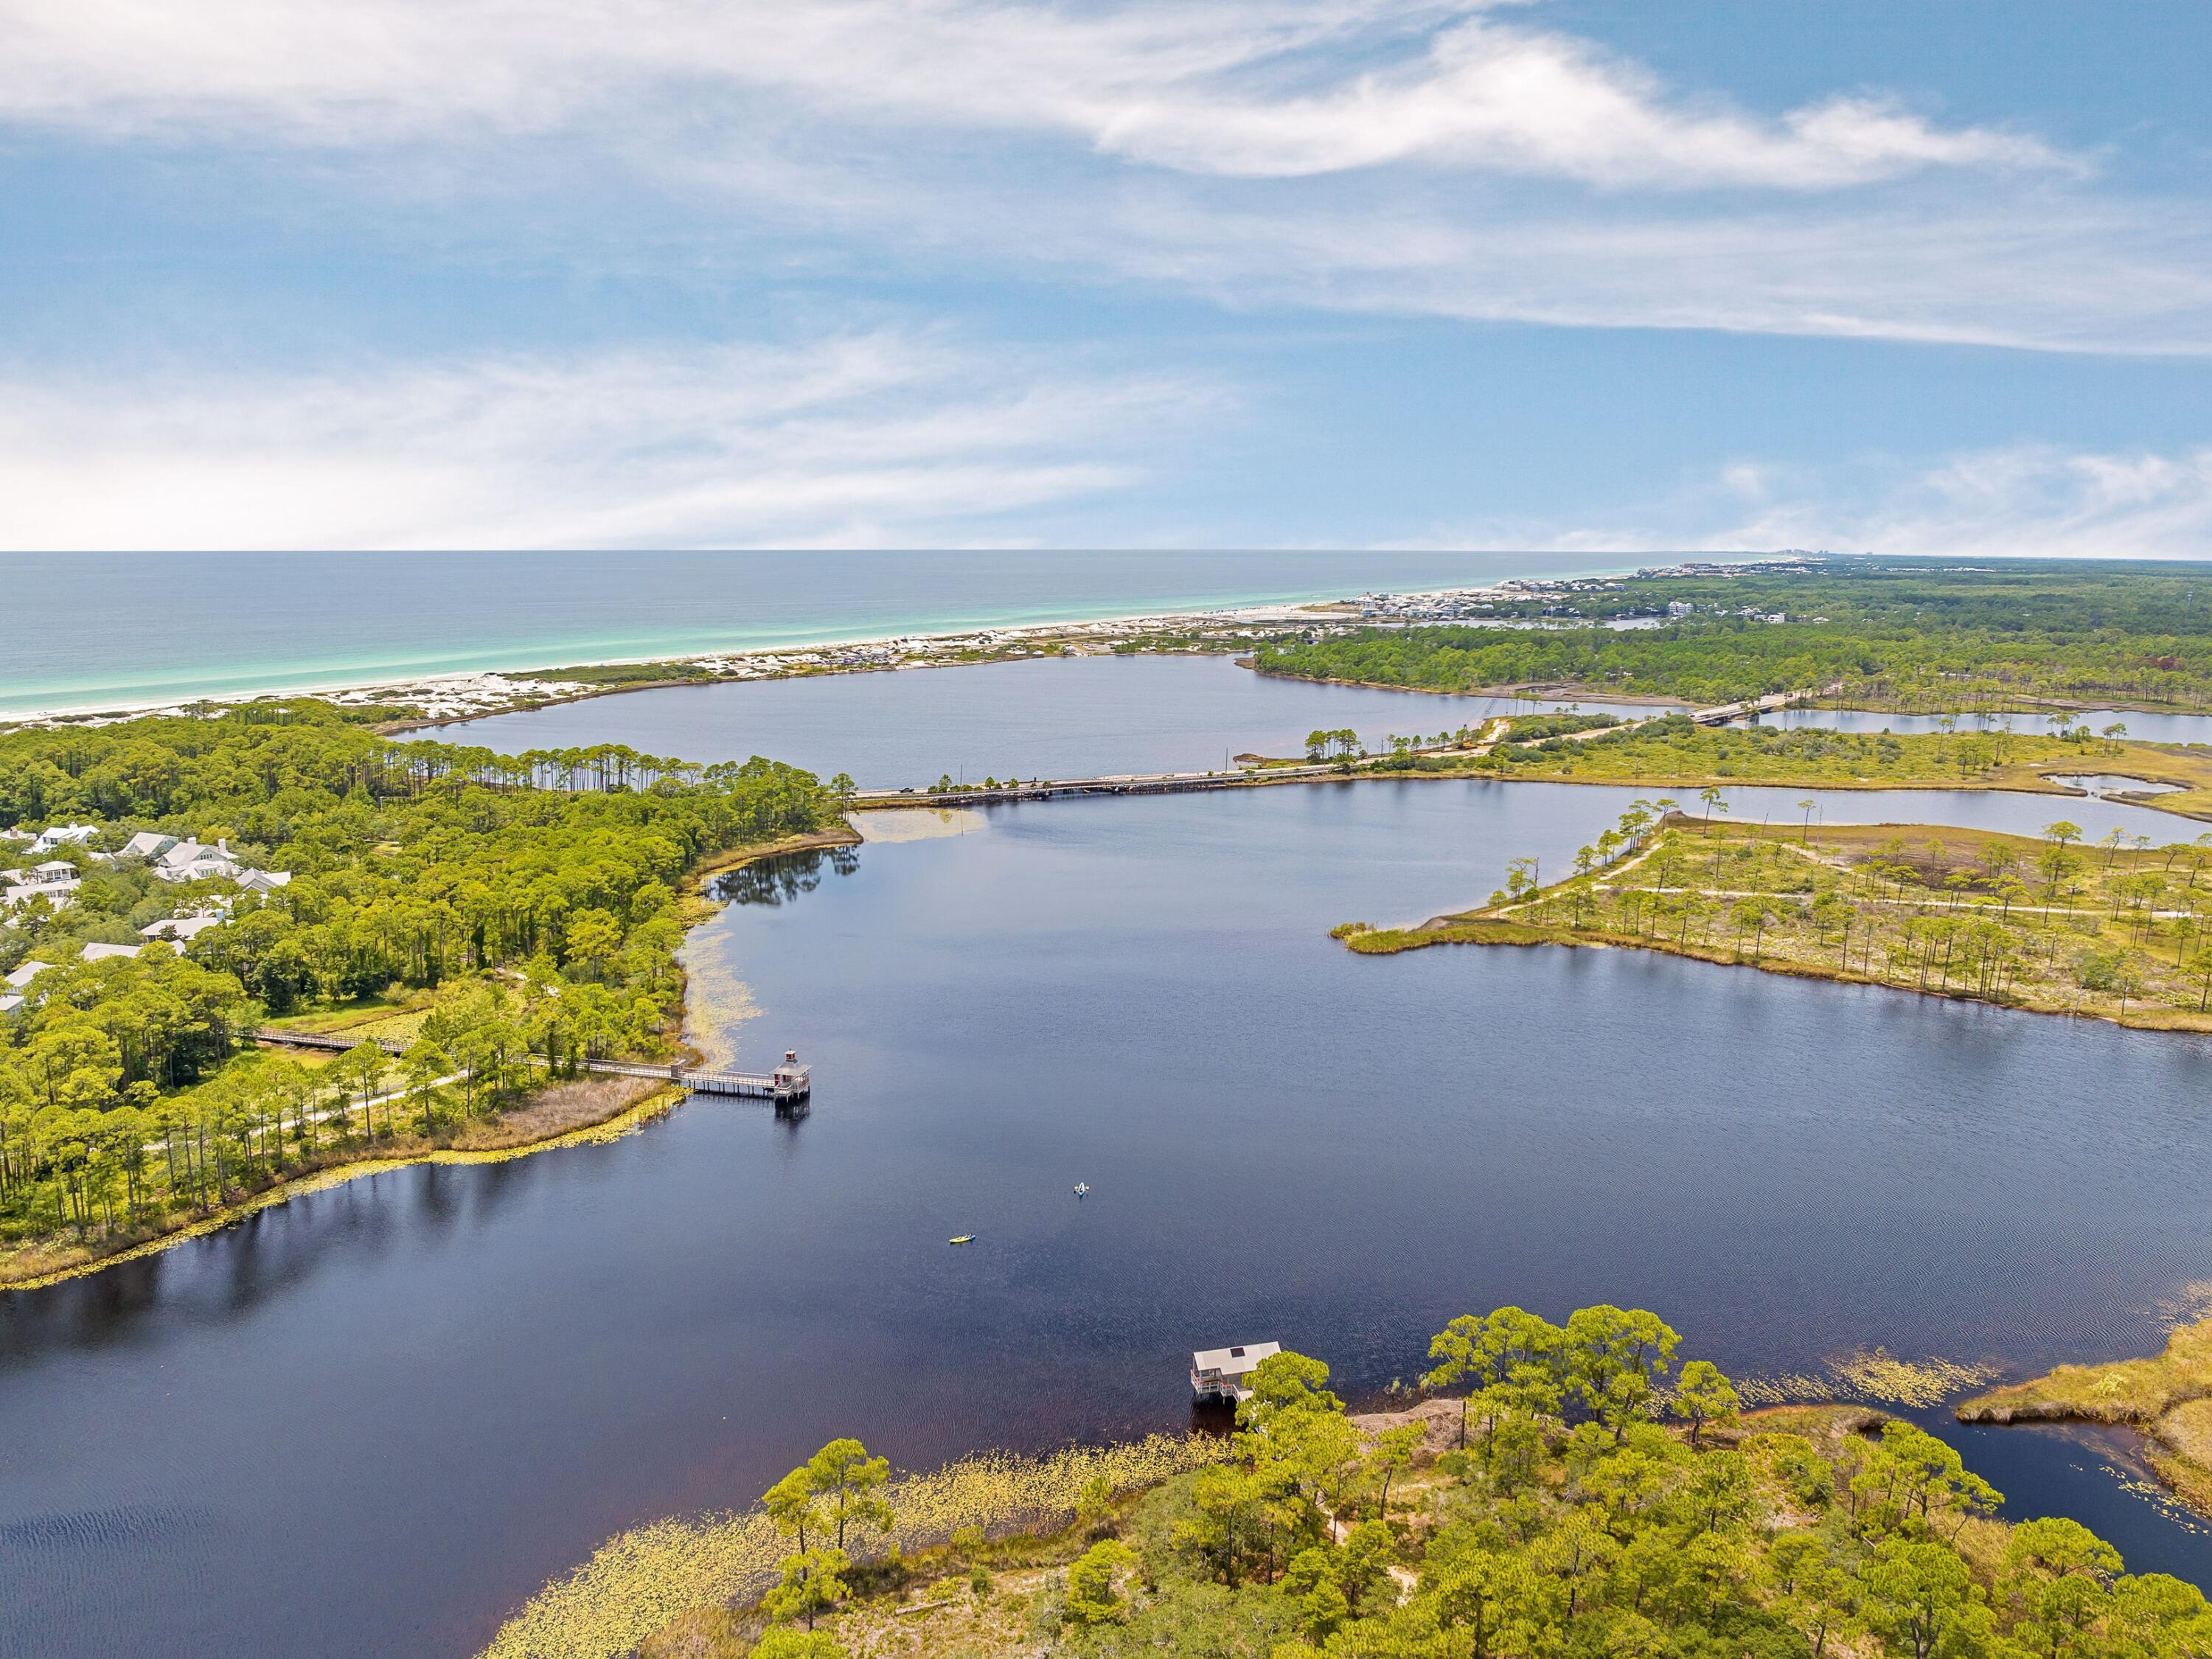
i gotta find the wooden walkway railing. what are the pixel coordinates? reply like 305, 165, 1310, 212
253, 1029, 812, 1103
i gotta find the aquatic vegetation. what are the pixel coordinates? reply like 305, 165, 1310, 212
1737, 1349, 2000, 1409
1961, 1318, 2212, 1516
620, 1312, 2199, 1659
479, 1435, 1227, 1659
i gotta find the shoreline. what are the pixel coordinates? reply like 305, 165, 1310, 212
0, 827, 859, 1294
1353, 914, 2212, 1037
1338, 814, 2212, 1036
855, 750, 2212, 827
0, 1080, 684, 1293
1957, 1318, 2212, 1520
1252, 664, 2212, 723
0, 597, 1373, 732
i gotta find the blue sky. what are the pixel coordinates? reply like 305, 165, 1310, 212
2, 0, 2208, 553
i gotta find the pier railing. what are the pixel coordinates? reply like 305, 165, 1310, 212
252, 1029, 812, 1102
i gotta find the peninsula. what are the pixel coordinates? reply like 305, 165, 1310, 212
0, 703, 848, 1287
1338, 806, 2212, 1034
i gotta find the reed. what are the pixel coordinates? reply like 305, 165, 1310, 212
479, 1434, 1227, 1659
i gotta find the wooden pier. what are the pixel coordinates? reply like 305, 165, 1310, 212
254, 1029, 813, 1105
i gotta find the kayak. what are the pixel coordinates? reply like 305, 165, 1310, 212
948, 1234, 975, 1245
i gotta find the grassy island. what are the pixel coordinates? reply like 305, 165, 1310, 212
0, 700, 846, 1287
1960, 1318, 2212, 1520
1339, 810, 2212, 1032
489, 1304, 2212, 1659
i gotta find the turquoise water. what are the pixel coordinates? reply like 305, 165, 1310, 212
0, 549, 1620, 715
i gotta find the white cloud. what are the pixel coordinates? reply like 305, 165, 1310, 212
1735, 445, 2212, 562
0, 0, 2064, 190
0, 335, 1219, 551
1388, 444, 2212, 560
1087, 189, 2212, 356
0, 1, 2180, 361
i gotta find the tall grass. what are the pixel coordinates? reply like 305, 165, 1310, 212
479, 1433, 1227, 1659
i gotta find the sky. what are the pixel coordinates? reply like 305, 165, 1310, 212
2, 0, 2210, 554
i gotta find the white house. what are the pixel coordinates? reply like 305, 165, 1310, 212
1190, 1340, 1282, 1403
155, 839, 243, 884
1, 874, 76, 912
122, 831, 178, 860
235, 869, 293, 894
0, 993, 22, 1016
32, 860, 77, 882
142, 914, 225, 943
81, 941, 144, 963
29, 824, 97, 855
4, 960, 55, 990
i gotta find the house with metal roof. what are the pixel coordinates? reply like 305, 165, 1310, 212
1190, 1340, 1282, 1403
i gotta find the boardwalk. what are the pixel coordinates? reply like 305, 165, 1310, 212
850, 684, 1826, 809
254, 1029, 813, 1105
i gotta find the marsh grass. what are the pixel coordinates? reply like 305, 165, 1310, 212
1349, 819, 2212, 1034
479, 1436, 1228, 1659
1960, 1318, 2212, 1517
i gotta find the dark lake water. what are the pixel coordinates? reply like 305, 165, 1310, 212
434, 654, 1676, 787
7, 776, 2212, 1657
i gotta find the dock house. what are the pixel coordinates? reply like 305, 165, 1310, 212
1191, 1340, 1281, 1403
771, 1051, 812, 1099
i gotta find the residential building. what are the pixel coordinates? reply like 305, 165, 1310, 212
142, 914, 226, 943
29, 824, 97, 855
155, 839, 244, 884
122, 831, 179, 860
4, 960, 55, 990
81, 942, 144, 962
1190, 1340, 1282, 1402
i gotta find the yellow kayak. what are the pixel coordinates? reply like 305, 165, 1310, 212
948, 1235, 975, 1245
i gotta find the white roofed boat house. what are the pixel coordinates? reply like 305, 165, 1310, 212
1191, 1340, 1282, 1403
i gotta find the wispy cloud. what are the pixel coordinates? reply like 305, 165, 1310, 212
0, 334, 1219, 551
1733, 444, 2212, 562
1391, 443, 2212, 560
3, 2, 2190, 360
0, 1, 2063, 190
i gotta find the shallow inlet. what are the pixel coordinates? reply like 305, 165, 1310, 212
6, 776, 2212, 1658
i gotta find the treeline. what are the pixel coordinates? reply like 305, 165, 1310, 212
729, 1304, 2212, 1659
1253, 562, 2212, 711
0, 700, 842, 1253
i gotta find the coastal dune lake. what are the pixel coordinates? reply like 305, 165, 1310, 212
436, 653, 1678, 786
7, 772, 2212, 1657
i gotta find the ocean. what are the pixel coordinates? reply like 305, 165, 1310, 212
0, 549, 1632, 717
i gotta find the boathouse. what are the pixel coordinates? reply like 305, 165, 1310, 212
1191, 1340, 1281, 1402
772, 1050, 811, 1096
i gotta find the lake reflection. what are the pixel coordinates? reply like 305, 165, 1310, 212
7, 779, 2212, 1659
